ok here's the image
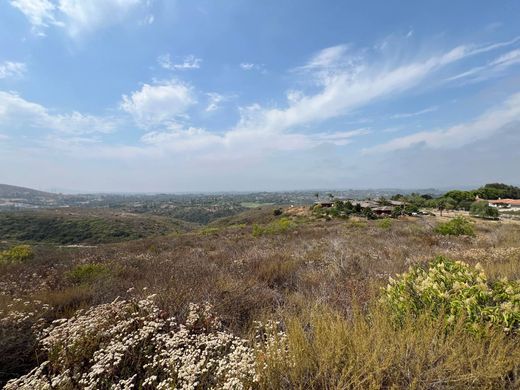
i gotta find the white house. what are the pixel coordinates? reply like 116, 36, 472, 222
487, 199, 520, 209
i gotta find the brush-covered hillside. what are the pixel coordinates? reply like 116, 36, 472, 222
1, 206, 520, 388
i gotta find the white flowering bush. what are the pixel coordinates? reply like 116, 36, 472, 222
382, 256, 520, 333
5, 297, 258, 389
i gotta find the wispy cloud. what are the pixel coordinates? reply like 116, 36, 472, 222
0, 61, 27, 79
158, 54, 202, 70
0, 90, 118, 134
391, 106, 438, 119
366, 92, 520, 153
10, 0, 151, 37
9, 0, 59, 35
447, 47, 520, 83
205, 93, 225, 112
239, 63, 265, 72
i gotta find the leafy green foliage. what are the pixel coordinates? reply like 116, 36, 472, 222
66, 263, 110, 285
470, 201, 500, 219
476, 183, 520, 200
382, 257, 520, 333
435, 216, 475, 236
377, 218, 392, 229
0, 245, 33, 264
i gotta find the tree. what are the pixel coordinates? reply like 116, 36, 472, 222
470, 201, 499, 219
314, 192, 319, 201
437, 199, 447, 217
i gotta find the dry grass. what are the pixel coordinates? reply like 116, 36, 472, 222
257, 305, 520, 389
1, 214, 520, 386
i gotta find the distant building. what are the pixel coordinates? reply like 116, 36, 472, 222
487, 199, 520, 209
314, 201, 334, 208
372, 206, 394, 216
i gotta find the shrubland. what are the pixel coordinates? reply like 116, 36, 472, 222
1, 210, 520, 388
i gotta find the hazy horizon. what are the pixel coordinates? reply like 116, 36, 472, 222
1, 1, 519, 192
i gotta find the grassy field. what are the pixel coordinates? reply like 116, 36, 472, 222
1, 209, 519, 388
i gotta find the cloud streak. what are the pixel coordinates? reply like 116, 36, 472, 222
0, 91, 118, 134
0, 61, 27, 79
10, 0, 150, 37
158, 54, 202, 70
366, 92, 520, 153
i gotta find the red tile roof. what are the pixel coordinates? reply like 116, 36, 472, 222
488, 199, 520, 206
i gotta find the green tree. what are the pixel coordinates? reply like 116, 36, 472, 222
470, 201, 499, 219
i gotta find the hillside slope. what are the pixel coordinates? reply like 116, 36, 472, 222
0, 184, 58, 199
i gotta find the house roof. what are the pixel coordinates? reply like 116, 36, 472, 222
488, 199, 520, 206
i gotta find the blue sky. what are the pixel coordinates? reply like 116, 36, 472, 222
1, 0, 520, 192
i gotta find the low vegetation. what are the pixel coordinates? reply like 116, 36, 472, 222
1, 203, 520, 388
383, 257, 520, 333
0, 211, 189, 244
252, 217, 296, 236
471, 200, 500, 219
435, 216, 475, 236
0, 244, 33, 264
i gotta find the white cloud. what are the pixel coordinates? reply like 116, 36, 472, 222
115, 40, 518, 163
311, 128, 371, 146
239, 63, 265, 72
120, 80, 196, 128
10, 0, 149, 37
0, 90, 117, 134
447, 48, 520, 83
391, 106, 438, 119
139, 14, 154, 25
234, 46, 468, 137
0, 61, 27, 79
158, 54, 202, 70
233, 37, 520, 140
366, 92, 520, 153
9, 0, 59, 34
205, 93, 225, 112
294, 44, 351, 73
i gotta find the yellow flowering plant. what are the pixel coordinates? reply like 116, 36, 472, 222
382, 256, 520, 333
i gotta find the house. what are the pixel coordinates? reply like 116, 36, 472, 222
487, 199, 520, 209
372, 206, 394, 216
314, 201, 334, 208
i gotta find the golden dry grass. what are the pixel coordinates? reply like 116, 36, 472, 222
1, 214, 520, 386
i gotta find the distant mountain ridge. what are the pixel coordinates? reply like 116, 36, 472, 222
0, 184, 59, 199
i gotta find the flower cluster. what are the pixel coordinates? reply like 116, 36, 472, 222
382, 256, 520, 333
6, 297, 258, 389
253, 320, 290, 370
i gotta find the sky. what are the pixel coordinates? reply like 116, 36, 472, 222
1, 0, 520, 193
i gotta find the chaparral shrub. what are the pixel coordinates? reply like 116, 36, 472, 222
0, 245, 33, 265
252, 217, 295, 237
435, 216, 475, 236
5, 297, 258, 390
382, 256, 520, 333
66, 263, 111, 285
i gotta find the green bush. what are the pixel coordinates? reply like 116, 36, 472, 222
252, 217, 295, 236
0, 245, 33, 264
382, 257, 520, 333
435, 216, 475, 236
470, 201, 500, 219
377, 218, 392, 229
66, 263, 110, 285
